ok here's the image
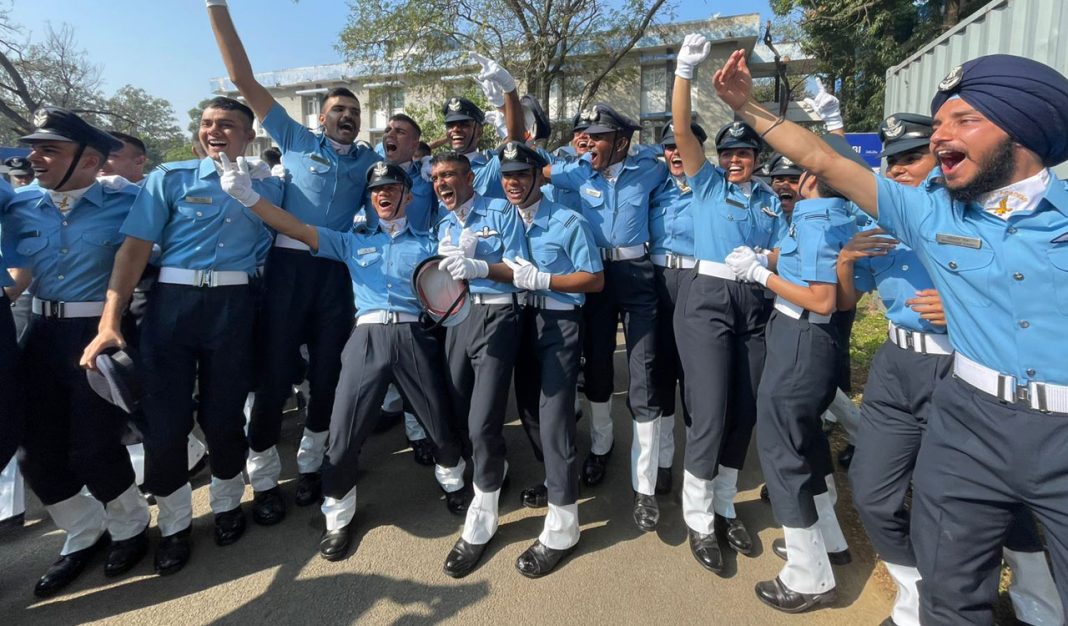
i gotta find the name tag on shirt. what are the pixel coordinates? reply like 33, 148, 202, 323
357, 247, 377, 255
584, 188, 602, 198
309, 153, 331, 165
935, 233, 982, 249
183, 196, 213, 205
725, 198, 746, 208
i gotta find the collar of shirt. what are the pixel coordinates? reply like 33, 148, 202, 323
201, 157, 221, 180
602, 161, 624, 186
977, 168, 1051, 220
327, 136, 353, 155
673, 175, 692, 194
732, 180, 753, 198
47, 183, 95, 214
517, 199, 541, 227
453, 195, 476, 224
378, 216, 408, 238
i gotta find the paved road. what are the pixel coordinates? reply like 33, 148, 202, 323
0, 359, 891, 625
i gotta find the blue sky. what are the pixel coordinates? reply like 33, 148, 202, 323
8, 0, 773, 133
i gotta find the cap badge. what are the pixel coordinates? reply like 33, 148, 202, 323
884, 116, 904, 139
939, 65, 964, 92
33, 108, 49, 129
503, 143, 519, 160
728, 122, 745, 138
780, 156, 793, 167
448, 98, 462, 112
581, 108, 597, 122
373, 161, 389, 176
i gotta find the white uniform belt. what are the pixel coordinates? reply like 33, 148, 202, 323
773, 296, 832, 325
953, 353, 1068, 414
888, 321, 953, 356
471, 292, 525, 306
696, 260, 738, 281
159, 267, 249, 287
274, 233, 311, 251
600, 244, 646, 261
651, 253, 697, 269
31, 298, 104, 318
527, 294, 580, 310
356, 311, 419, 325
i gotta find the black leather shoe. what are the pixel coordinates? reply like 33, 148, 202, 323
655, 466, 672, 495
34, 533, 110, 597
837, 444, 855, 469
319, 525, 352, 561
633, 493, 659, 532
520, 484, 548, 509
755, 576, 837, 613
772, 537, 852, 565
295, 472, 323, 507
688, 528, 724, 575
154, 528, 191, 576
760, 483, 770, 502
252, 486, 286, 526
444, 486, 471, 515
515, 540, 575, 578
715, 515, 753, 556
582, 446, 611, 486
214, 507, 246, 546
104, 529, 148, 577
409, 438, 436, 466
374, 409, 402, 433
443, 537, 488, 578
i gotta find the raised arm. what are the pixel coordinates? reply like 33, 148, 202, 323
207, 0, 276, 122
714, 49, 878, 217
672, 34, 714, 178
220, 155, 320, 251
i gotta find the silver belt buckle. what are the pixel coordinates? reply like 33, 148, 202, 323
193, 269, 214, 287
1029, 382, 1050, 413
665, 254, 680, 269
385, 311, 397, 324
46, 301, 64, 319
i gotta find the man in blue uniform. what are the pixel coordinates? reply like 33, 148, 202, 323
546, 103, 668, 531
82, 97, 283, 576
3, 108, 150, 596
208, 0, 382, 518
713, 49, 1068, 624
503, 142, 603, 577
647, 120, 706, 496
219, 159, 467, 562
669, 34, 782, 574
4, 156, 35, 188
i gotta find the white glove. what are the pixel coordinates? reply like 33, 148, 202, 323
726, 246, 772, 286
218, 153, 260, 208
458, 227, 478, 258
205, 0, 227, 7
483, 110, 509, 139
479, 79, 506, 108
96, 174, 133, 192
419, 156, 433, 182
247, 159, 272, 180
503, 257, 551, 291
270, 163, 287, 178
439, 255, 489, 280
470, 52, 516, 93
803, 78, 844, 131
675, 33, 711, 80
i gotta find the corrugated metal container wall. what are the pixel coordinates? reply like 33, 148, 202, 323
884, 0, 1068, 176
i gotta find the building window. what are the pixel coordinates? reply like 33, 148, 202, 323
370, 88, 405, 130
640, 64, 669, 117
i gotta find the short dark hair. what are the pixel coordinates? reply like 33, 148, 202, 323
262, 147, 282, 167
388, 113, 421, 138
325, 87, 358, 102
430, 152, 471, 172
204, 96, 255, 128
817, 179, 846, 200
108, 130, 146, 155
415, 141, 432, 159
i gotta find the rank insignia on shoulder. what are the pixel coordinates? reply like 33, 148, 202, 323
564, 215, 577, 228
183, 196, 213, 204
761, 206, 779, 218
935, 233, 982, 249
357, 247, 377, 255
1051, 232, 1068, 244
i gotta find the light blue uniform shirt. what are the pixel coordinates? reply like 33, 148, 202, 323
121, 158, 283, 275
314, 221, 432, 316
544, 149, 582, 214
688, 160, 782, 262
775, 198, 858, 288
469, 151, 505, 201
649, 176, 695, 257
262, 102, 381, 232
853, 243, 941, 334
3, 181, 139, 302
401, 161, 437, 233
549, 151, 667, 249
876, 168, 1068, 384
520, 199, 603, 307
434, 195, 524, 296
0, 179, 13, 289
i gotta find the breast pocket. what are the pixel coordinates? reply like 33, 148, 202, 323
580, 185, 605, 211
475, 235, 504, 261
353, 251, 382, 268
176, 202, 221, 222
533, 246, 566, 274
1047, 248, 1068, 314
15, 235, 48, 257
926, 241, 994, 307
296, 153, 332, 193
82, 228, 124, 248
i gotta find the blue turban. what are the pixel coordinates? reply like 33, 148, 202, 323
930, 54, 1068, 166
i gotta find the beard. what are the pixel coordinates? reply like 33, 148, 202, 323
947, 137, 1017, 204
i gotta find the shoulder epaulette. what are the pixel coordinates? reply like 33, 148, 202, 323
155, 159, 200, 174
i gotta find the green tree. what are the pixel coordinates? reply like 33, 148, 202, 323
771, 0, 985, 131
99, 86, 186, 166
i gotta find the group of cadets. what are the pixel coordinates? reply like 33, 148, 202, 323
1, 2, 1066, 623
